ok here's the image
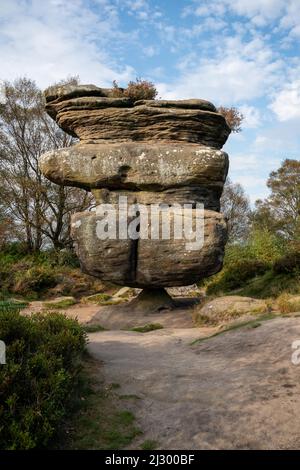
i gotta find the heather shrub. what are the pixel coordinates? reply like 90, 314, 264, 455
111, 78, 158, 101
273, 251, 300, 275
0, 309, 86, 449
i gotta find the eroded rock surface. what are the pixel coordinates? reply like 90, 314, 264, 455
40, 142, 228, 211
40, 84, 231, 289
44, 85, 230, 146
71, 209, 227, 287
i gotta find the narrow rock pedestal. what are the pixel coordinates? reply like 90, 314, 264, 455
129, 288, 175, 313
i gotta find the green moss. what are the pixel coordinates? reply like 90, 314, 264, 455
118, 394, 141, 400
83, 324, 107, 333
191, 313, 277, 345
84, 293, 112, 303
117, 410, 136, 425
43, 298, 77, 309
61, 358, 142, 450
140, 439, 159, 450
129, 323, 163, 333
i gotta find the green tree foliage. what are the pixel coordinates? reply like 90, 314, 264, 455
253, 159, 300, 240
0, 77, 92, 251
221, 178, 251, 243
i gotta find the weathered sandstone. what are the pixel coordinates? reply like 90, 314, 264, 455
44, 87, 230, 147
40, 84, 231, 291
40, 142, 228, 210
71, 209, 227, 288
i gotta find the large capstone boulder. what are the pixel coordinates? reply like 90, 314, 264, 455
71, 209, 227, 288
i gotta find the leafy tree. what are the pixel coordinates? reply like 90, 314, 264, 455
221, 178, 251, 243
0, 77, 92, 251
253, 159, 300, 240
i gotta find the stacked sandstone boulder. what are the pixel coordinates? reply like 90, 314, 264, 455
40, 84, 230, 288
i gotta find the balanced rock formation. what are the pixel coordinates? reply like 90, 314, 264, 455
40, 84, 230, 292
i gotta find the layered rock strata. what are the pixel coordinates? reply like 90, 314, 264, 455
40, 84, 230, 288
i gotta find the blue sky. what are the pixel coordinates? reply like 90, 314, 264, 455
1, 0, 300, 203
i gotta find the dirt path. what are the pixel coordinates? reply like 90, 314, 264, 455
88, 316, 300, 449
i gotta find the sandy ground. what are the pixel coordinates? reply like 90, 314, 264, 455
88, 316, 300, 450
22, 301, 101, 323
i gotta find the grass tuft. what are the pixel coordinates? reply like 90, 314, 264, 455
43, 298, 77, 309
83, 324, 106, 333
140, 439, 159, 450
129, 323, 163, 333
191, 313, 277, 345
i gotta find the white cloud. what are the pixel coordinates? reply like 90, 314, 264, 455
230, 154, 262, 172
253, 120, 300, 154
183, 0, 300, 36
183, 0, 285, 19
157, 37, 282, 105
0, 0, 135, 88
124, 0, 162, 21
143, 45, 158, 57
270, 80, 300, 121
125, 0, 148, 11
239, 105, 262, 128
228, 0, 285, 20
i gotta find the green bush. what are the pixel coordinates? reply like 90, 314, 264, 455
204, 231, 285, 296
0, 309, 86, 449
207, 259, 269, 295
0, 244, 96, 299
247, 229, 285, 264
273, 251, 300, 274
14, 266, 57, 295
0, 300, 28, 311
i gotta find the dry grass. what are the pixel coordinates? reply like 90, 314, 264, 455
277, 293, 300, 314
192, 297, 273, 327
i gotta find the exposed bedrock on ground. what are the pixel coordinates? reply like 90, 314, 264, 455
40, 84, 231, 291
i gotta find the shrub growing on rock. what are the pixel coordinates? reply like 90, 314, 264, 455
0, 309, 86, 449
111, 78, 158, 101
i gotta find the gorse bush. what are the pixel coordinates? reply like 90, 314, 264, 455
0, 309, 86, 449
111, 78, 158, 101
